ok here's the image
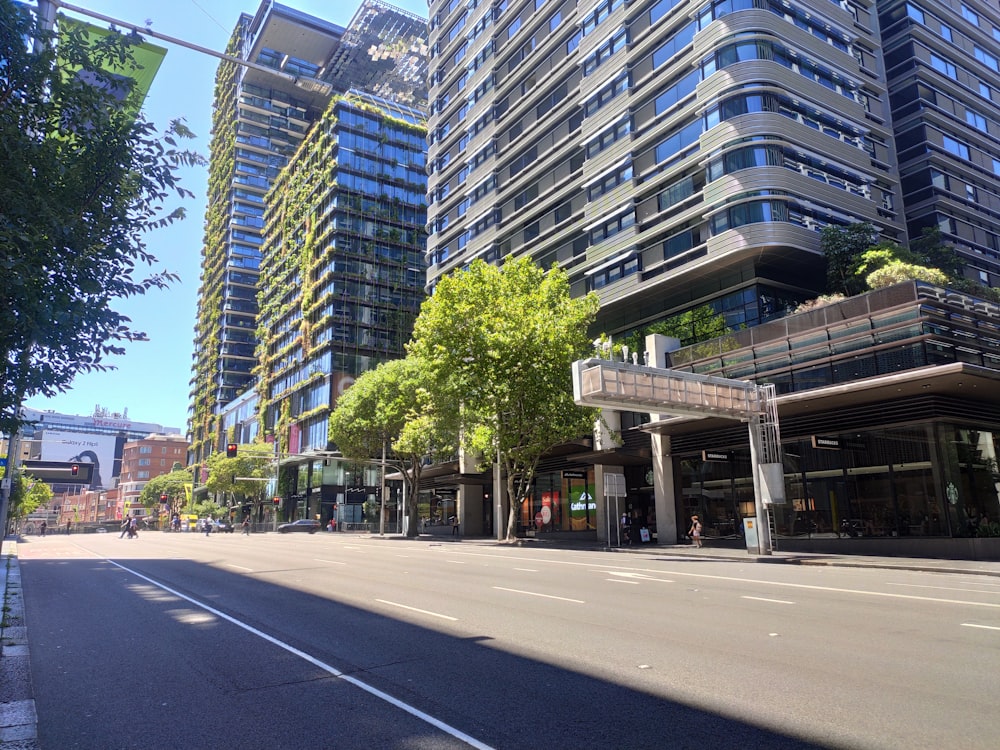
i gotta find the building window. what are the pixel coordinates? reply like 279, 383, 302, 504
587, 161, 632, 200
974, 46, 998, 72
966, 109, 987, 130
583, 28, 627, 76
942, 134, 970, 160
961, 5, 979, 26
905, 3, 923, 23
930, 54, 956, 78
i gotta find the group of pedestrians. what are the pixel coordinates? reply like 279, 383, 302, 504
37, 521, 72, 536
119, 517, 138, 539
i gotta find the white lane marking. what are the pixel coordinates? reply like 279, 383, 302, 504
957, 579, 1000, 587
107, 560, 492, 749
514, 568, 537, 572
446, 560, 467, 565
607, 579, 640, 585
887, 582, 1000, 594
961, 623, 1000, 631
375, 599, 458, 622
314, 559, 346, 565
742, 596, 795, 605
438, 550, 1000, 609
605, 571, 673, 583
225, 564, 253, 571
493, 587, 585, 604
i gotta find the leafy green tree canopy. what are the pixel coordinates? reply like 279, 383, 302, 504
821, 221, 878, 296
0, 1, 204, 435
329, 356, 456, 537
204, 443, 276, 511
8, 473, 53, 520
408, 258, 600, 540
139, 467, 194, 516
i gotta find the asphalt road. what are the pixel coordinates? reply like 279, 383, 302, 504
18, 532, 1000, 750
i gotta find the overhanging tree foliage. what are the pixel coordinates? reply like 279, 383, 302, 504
8, 473, 53, 521
821, 221, 878, 296
138, 467, 194, 517
0, 1, 203, 436
204, 443, 275, 517
328, 357, 456, 538
408, 258, 601, 541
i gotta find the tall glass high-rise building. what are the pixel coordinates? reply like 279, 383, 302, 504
189, 0, 427, 465
424, 0, 904, 340
257, 92, 427, 456
878, 0, 1000, 287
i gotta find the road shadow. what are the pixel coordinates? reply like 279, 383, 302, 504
21, 549, 842, 750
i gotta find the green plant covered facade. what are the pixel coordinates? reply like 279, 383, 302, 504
188, 16, 332, 466
256, 92, 428, 455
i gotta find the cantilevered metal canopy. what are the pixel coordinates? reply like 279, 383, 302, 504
572, 358, 784, 554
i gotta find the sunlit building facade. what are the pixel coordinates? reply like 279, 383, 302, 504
878, 0, 1000, 286
189, 0, 427, 466
425, 0, 903, 339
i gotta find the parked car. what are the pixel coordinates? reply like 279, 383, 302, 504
277, 519, 321, 534
214, 519, 235, 533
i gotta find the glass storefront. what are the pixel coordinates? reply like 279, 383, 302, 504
675, 422, 1000, 540
519, 469, 598, 534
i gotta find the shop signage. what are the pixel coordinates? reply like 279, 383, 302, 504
563, 470, 587, 479
701, 450, 732, 462
811, 435, 841, 450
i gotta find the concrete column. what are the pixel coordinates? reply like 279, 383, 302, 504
651, 433, 678, 544
645, 333, 683, 545
460, 483, 484, 536
594, 463, 624, 544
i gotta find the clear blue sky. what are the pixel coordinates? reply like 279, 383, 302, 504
25, 0, 429, 432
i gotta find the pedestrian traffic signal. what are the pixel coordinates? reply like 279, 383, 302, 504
160, 493, 168, 502
226, 443, 238, 458
272, 497, 280, 505
70, 464, 79, 476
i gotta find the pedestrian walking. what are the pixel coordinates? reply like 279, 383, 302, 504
688, 514, 702, 548
120, 518, 130, 539
128, 517, 138, 539
66, 520, 71, 535
40, 520, 47, 537
204, 517, 213, 536
451, 516, 459, 536
620, 512, 631, 545
242, 518, 250, 535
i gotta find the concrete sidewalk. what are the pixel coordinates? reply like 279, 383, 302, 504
504, 535, 1000, 577
0, 538, 37, 750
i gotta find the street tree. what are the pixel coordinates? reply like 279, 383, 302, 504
8, 473, 53, 522
139, 467, 193, 517
0, 1, 203, 436
408, 258, 600, 541
204, 444, 275, 518
328, 357, 457, 537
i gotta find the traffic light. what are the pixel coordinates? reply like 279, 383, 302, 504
226, 443, 238, 458
272, 497, 281, 505
70, 464, 79, 476
160, 493, 168, 503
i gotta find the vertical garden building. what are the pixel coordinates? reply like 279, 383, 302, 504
256, 92, 428, 456
189, 0, 428, 465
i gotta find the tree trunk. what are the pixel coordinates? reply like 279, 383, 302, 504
405, 463, 421, 537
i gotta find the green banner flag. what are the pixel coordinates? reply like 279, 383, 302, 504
58, 15, 167, 112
